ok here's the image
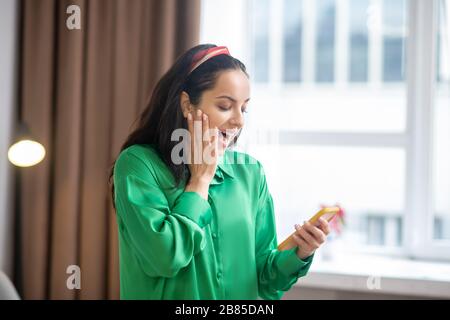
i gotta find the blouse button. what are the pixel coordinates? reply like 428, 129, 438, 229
212, 232, 217, 239
217, 272, 222, 279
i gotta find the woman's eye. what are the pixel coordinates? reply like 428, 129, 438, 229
217, 105, 248, 113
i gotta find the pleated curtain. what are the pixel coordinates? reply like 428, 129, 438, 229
17, 0, 200, 299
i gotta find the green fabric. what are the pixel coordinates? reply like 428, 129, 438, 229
113, 144, 314, 300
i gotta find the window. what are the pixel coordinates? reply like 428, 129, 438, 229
283, 0, 302, 82
349, 0, 369, 82
382, 0, 407, 82
253, 0, 270, 82
201, 0, 450, 260
315, 0, 336, 82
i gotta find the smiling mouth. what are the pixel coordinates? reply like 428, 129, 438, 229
218, 129, 239, 145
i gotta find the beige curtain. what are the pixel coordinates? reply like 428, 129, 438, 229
17, 0, 200, 299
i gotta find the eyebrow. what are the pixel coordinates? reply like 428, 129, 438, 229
215, 95, 251, 103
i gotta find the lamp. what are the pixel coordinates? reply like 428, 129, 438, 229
7, 123, 46, 167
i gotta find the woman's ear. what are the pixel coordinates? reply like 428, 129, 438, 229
180, 91, 192, 118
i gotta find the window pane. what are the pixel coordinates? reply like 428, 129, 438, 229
253, 0, 270, 82
250, 0, 409, 133
383, 37, 405, 82
252, 88, 407, 132
383, 0, 405, 29
349, 0, 369, 82
283, 0, 302, 82
315, 0, 336, 82
433, 0, 450, 240
249, 145, 405, 249
382, 0, 406, 82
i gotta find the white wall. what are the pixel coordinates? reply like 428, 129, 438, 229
0, 0, 19, 278
200, 0, 251, 66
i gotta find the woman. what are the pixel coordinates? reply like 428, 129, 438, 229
110, 44, 330, 299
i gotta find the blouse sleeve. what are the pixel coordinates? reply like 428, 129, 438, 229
114, 150, 212, 278
254, 161, 314, 300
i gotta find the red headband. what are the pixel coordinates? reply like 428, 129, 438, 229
189, 46, 231, 74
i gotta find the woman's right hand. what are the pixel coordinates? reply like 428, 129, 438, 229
184, 109, 218, 200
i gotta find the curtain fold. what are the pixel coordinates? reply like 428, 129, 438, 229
17, 0, 201, 300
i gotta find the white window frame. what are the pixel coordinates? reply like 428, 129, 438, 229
406, 0, 450, 261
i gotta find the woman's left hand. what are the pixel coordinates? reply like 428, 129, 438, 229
292, 218, 331, 260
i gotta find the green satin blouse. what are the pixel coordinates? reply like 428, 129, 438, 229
113, 144, 313, 299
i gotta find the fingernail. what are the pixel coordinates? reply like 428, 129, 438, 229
203, 114, 207, 120
187, 113, 192, 120
197, 109, 201, 116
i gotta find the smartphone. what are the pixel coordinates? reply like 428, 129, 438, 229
277, 207, 340, 251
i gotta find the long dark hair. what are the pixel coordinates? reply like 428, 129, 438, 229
109, 44, 248, 207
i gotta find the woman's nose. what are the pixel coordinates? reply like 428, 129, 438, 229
230, 109, 245, 127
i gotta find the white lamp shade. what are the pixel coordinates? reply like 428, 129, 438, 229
8, 139, 46, 167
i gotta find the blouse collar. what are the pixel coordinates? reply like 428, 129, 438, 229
211, 151, 235, 185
